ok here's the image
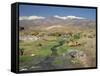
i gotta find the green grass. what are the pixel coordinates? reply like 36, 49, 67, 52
19, 38, 60, 56
19, 35, 74, 58
19, 34, 82, 64
54, 59, 63, 65
57, 44, 69, 56
20, 56, 33, 63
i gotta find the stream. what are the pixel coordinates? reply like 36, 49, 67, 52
20, 39, 66, 71
33, 40, 66, 70
51, 40, 65, 56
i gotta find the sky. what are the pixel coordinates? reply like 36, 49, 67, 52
19, 4, 96, 20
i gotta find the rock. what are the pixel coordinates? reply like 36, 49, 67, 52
69, 51, 78, 58
31, 54, 35, 56
65, 49, 86, 59
62, 49, 89, 67
20, 68, 27, 71
19, 35, 39, 41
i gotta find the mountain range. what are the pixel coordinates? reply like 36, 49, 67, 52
19, 15, 96, 29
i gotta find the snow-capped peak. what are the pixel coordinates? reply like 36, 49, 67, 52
54, 15, 85, 20
19, 16, 45, 20
66, 16, 85, 19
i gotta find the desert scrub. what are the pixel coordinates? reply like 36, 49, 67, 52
71, 58, 80, 64
73, 33, 81, 40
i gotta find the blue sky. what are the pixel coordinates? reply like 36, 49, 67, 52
19, 5, 96, 20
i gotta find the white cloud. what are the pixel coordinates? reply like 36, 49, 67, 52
19, 16, 45, 20
54, 15, 85, 20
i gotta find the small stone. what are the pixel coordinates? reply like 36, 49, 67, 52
31, 54, 35, 56
20, 68, 27, 71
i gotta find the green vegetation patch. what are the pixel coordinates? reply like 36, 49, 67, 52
57, 43, 69, 56
20, 56, 33, 63
54, 59, 63, 65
